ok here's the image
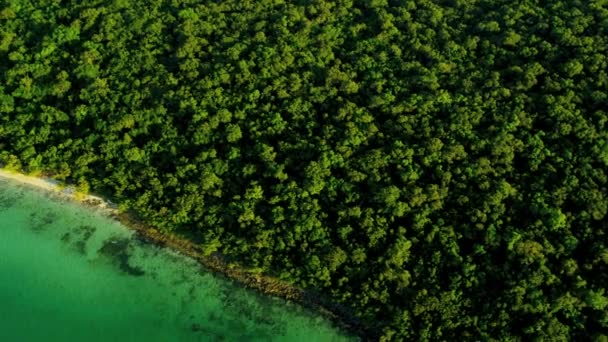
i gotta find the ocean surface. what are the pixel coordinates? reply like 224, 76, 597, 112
0, 178, 354, 341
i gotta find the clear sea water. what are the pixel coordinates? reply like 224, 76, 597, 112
0, 178, 354, 342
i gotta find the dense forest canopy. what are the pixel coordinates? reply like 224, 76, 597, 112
1, 0, 608, 340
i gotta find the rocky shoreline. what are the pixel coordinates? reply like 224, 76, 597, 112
106, 210, 374, 341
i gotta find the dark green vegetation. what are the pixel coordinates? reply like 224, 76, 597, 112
1, 0, 608, 340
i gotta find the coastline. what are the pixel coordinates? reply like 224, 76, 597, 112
0, 168, 372, 340
0, 169, 117, 212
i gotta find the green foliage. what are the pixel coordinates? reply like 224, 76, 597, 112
1, 0, 608, 340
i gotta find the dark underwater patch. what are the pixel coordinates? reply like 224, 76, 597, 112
60, 225, 97, 255
190, 322, 225, 340
61, 231, 72, 243
28, 211, 57, 232
0, 192, 19, 211
98, 237, 146, 277
74, 226, 95, 254
73, 225, 96, 254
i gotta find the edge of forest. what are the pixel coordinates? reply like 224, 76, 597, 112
0, 168, 374, 341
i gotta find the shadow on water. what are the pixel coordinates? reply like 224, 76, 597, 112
98, 237, 146, 277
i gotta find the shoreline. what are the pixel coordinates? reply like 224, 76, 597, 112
0, 169, 117, 212
0, 169, 372, 340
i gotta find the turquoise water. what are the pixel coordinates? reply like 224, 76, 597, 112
0, 179, 354, 342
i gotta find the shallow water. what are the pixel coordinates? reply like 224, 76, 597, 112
0, 179, 354, 342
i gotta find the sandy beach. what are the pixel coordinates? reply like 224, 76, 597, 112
0, 169, 116, 212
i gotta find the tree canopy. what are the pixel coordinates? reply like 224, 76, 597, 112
1, 0, 608, 340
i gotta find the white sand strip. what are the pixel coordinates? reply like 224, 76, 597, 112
0, 169, 117, 212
